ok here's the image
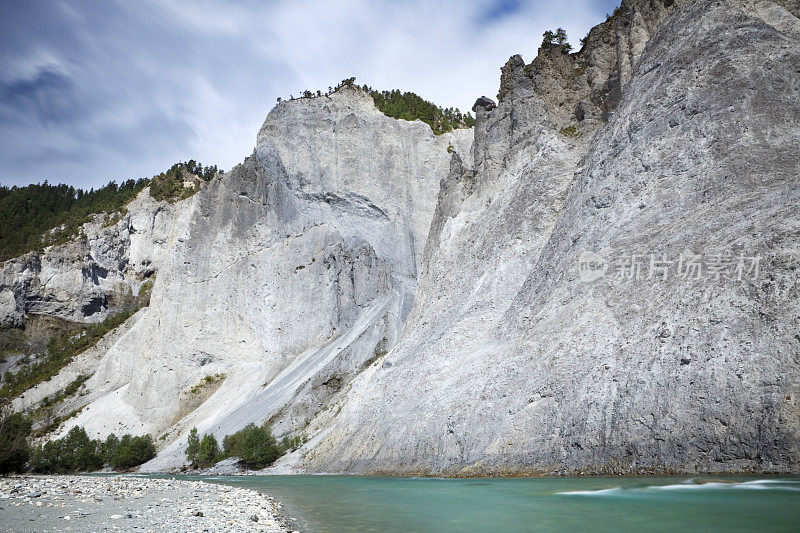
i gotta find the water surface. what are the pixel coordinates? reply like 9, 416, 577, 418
179, 475, 800, 532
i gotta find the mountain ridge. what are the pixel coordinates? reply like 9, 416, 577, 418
1, 0, 798, 476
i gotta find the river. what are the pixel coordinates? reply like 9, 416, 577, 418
175, 475, 800, 532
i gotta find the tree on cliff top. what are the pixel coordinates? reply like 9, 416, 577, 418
542, 28, 572, 53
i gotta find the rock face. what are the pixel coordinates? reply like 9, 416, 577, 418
50, 86, 470, 468
3, 0, 798, 476
0, 192, 195, 327
298, 0, 800, 475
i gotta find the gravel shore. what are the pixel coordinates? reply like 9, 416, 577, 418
0, 475, 292, 532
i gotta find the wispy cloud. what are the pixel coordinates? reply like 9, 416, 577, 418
479, 0, 525, 22
0, 67, 76, 125
0, 0, 618, 189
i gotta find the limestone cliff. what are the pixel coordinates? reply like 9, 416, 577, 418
298, 0, 800, 475
7, 86, 470, 469
0, 192, 194, 328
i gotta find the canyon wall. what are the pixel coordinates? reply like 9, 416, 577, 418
2, 0, 798, 475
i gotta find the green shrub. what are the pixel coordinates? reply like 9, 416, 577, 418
109, 434, 156, 470
222, 423, 280, 469
32, 374, 90, 417
30, 407, 81, 439
559, 125, 580, 138
0, 409, 32, 475
138, 279, 155, 306
195, 433, 220, 468
29, 427, 154, 473
185, 427, 200, 464
222, 423, 305, 469
0, 329, 27, 363
279, 434, 304, 454
63, 374, 89, 397
189, 373, 225, 395
30, 426, 103, 473
100, 433, 120, 464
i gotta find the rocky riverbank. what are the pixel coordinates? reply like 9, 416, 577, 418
0, 475, 292, 532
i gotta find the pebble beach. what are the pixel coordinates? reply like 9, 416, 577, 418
0, 475, 292, 532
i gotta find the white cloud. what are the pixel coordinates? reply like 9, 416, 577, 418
0, 0, 618, 189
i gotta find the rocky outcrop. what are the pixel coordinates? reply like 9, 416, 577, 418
298, 0, 800, 475
47, 86, 470, 468
471, 96, 496, 112
0, 191, 196, 327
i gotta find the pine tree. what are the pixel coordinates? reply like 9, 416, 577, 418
196, 433, 220, 467
185, 427, 199, 464
555, 28, 572, 52
100, 433, 119, 463
0, 409, 32, 474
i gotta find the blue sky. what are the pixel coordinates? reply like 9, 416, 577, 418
0, 0, 619, 189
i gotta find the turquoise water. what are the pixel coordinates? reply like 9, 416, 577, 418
180, 475, 800, 532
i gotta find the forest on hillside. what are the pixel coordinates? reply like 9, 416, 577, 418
0, 179, 148, 262
0, 160, 219, 262
369, 87, 475, 134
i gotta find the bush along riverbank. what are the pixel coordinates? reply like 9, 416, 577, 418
0, 406, 155, 475
1, 403, 303, 475
29, 427, 156, 473
185, 423, 304, 471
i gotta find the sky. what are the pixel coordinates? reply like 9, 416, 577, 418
0, 0, 619, 190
